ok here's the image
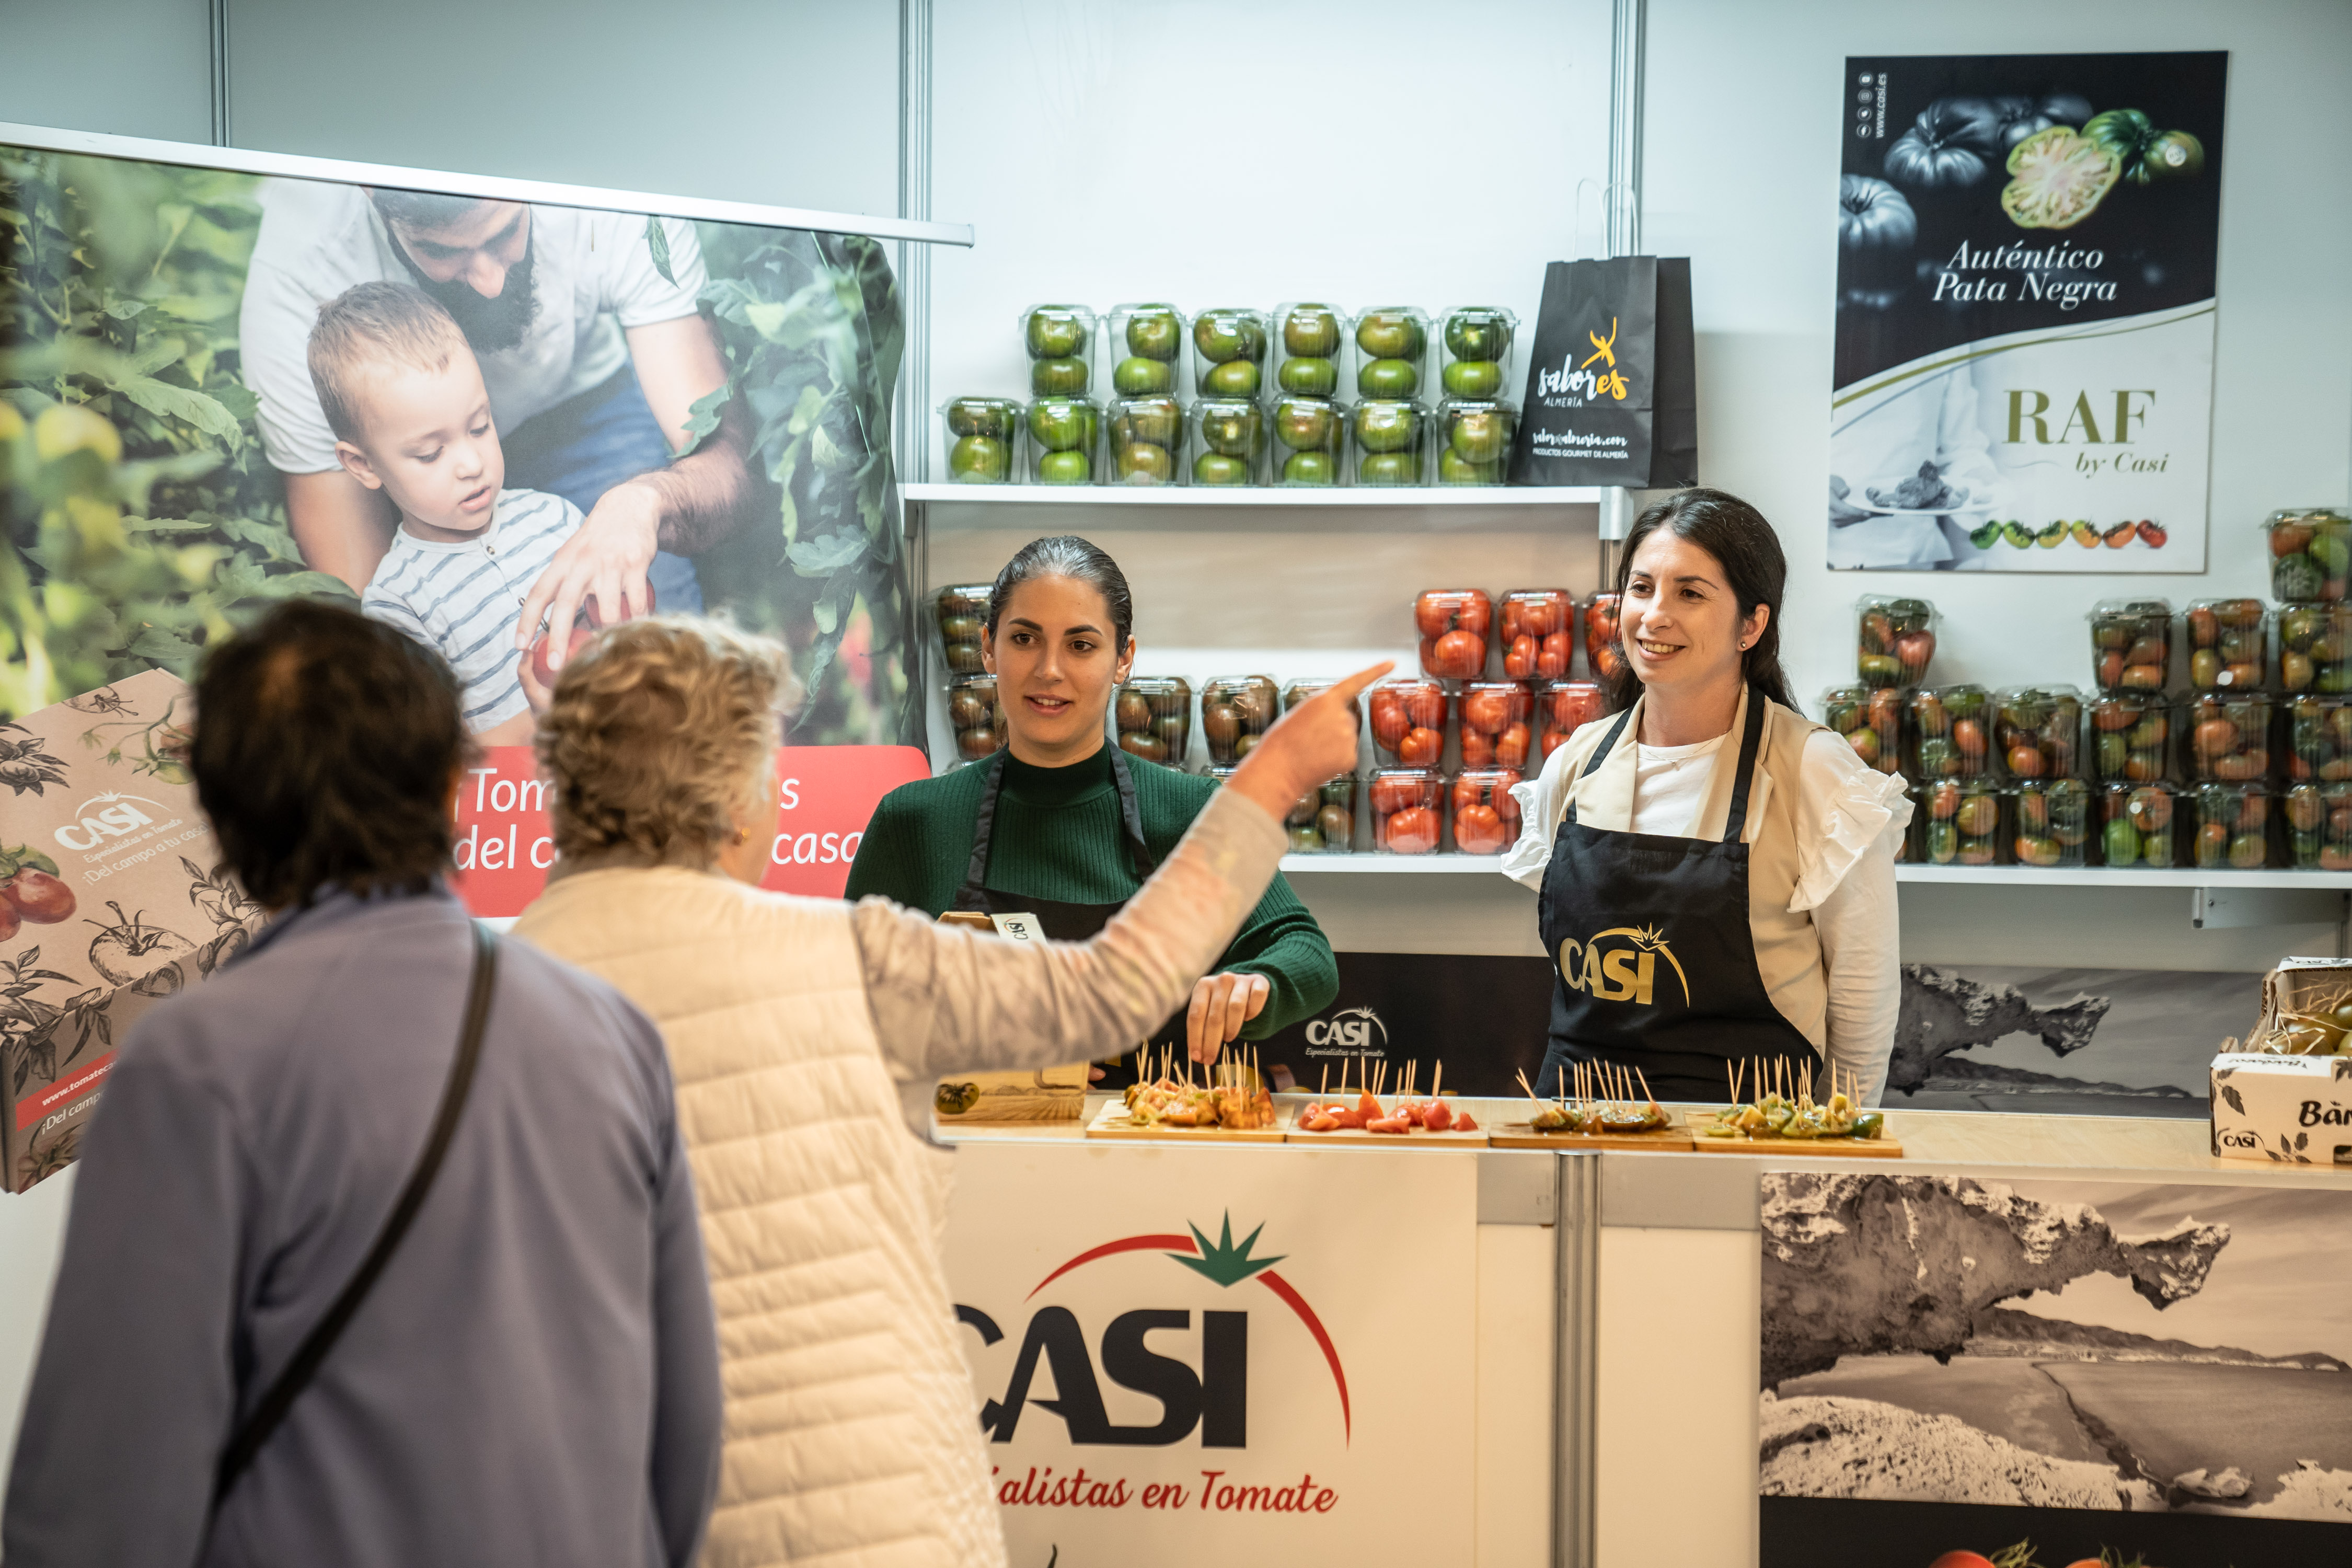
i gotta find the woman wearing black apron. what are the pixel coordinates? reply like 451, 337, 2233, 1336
1502, 490, 1910, 1104
846, 536, 1339, 1073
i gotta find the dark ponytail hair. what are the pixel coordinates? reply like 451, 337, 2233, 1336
985, 535, 1135, 652
1604, 488, 1800, 716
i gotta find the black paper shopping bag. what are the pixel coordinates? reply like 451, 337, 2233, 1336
1507, 256, 1698, 488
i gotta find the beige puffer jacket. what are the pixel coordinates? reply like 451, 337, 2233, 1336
512, 788, 1286, 1567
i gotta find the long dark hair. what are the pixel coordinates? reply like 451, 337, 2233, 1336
1602, 488, 1800, 716
985, 535, 1135, 652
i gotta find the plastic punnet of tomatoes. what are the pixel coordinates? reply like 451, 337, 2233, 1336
1500, 590, 1575, 681
2182, 692, 2273, 784
2089, 693, 2172, 785
1368, 675, 1449, 768
1282, 676, 1364, 759
1856, 595, 1938, 689
1106, 303, 1186, 398
2275, 602, 2352, 695
1821, 685, 1906, 777
2285, 780, 2352, 870
2191, 783, 2274, 869
1191, 307, 1269, 399
1584, 592, 1624, 684
1283, 775, 1358, 854
1449, 769, 1524, 855
1352, 398, 1429, 486
1435, 398, 1517, 487
1436, 306, 1516, 402
2099, 782, 2178, 868
1352, 306, 1431, 401
1993, 686, 2083, 780
1458, 680, 1534, 771
1538, 680, 1606, 765
2184, 597, 2268, 693
1368, 768, 1444, 854
1106, 394, 1183, 486
1270, 395, 1345, 487
1415, 588, 1494, 682
2088, 597, 2172, 693
2286, 694, 2352, 783
1114, 675, 1192, 766
947, 673, 1003, 763
2008, 778, 2091, 868
1906, 684, 1992, 780
1201, 675, 1278, 766
2265, 506, 2352, 605
942, 396, 1020, 484
935, 583, 991, 676
1270, 302, 1350, 402
1186, 398, 1267, 487
1914, 777, 2002, 866
1021, 304, 1096, 399
1025, 395, 1101, 485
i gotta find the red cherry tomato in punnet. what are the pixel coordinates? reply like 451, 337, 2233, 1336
1454, 803, 1508, 853
1399, 727, 1443, 767
1462, 689, 1513, 735
1537, 632, 1571, 678
1429, 629, 1485, 679
1369, 694, 1409, 750
1495, 722, 1531, 770
1459, 728, 1494, 768
1504, 634, 1538, 679
1386, 806, 1440, 854
1414, 596, 1454, 640
1403, 685, 1447, 729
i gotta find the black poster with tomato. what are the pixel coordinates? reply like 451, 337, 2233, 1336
1507, 255, 1698, 489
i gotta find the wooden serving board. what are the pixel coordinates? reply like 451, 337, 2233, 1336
1083, 1100, 1285, 1143
1486, 1121, 1697, 1152
1681, 1114, 1906, 1158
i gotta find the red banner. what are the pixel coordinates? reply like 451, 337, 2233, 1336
451, 745, 931, 916
17, 1052, 116, 1131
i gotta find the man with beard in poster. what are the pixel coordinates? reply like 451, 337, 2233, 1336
239, 181, 755, 662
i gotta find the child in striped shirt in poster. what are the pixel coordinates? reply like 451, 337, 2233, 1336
308, 280, 596, 742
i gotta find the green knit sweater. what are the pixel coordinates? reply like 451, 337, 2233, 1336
844, 746, 1337, 1040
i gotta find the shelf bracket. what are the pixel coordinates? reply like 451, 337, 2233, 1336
2190, 886, 2350, 930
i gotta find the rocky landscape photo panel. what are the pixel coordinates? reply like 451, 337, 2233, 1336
1758, 1172, 2352, 1538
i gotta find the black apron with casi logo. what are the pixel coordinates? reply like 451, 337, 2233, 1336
1536, 691, 1819, 1102
952, 746, 1182, 1082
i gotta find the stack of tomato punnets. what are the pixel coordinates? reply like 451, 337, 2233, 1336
1853, 596, 1940, 853
2269, 515, 2352, 862
1995, 687, 2087, 869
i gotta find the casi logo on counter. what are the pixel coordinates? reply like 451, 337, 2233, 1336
1304, 1005, 1387, 1054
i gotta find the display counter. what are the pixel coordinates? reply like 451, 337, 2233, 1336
938, 1098, 2347, 1568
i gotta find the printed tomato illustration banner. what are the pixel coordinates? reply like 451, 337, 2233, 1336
943, 1142, 1479, 1564
1830, 52, 2225, 572
450, 743, 927, 914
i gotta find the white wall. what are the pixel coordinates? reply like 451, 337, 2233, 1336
0, 1168, 73, 1485
0, 0, 214, 143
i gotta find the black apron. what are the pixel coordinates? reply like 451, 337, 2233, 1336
952, 746, 1182, 1083
1536, 691, 1820, 1103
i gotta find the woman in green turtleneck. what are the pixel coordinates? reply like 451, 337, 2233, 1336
846, 535, 1336, 1063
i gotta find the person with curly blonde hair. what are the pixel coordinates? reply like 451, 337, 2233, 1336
512, 615, 1382, 1568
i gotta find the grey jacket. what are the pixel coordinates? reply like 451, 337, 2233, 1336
2, 886, 721, 1567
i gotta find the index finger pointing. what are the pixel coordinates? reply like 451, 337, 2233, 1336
1324, 659, 1397, 708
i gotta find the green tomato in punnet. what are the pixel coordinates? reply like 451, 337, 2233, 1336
1442, 359, 1504, 398
1036, 449, 1092, 485
1438, 449, 1501, 486
1025, 309, 1088, 360
948, 435, 1009, 481
1113, 355, 1173, 395
1358, 358, 1420, 398
1282, 307, 1341, 358
1193, 452, 1250, 486
1279, 356, 1339, 396
1125, 309, 1182, 361
1357, 451, 1421, 486
1273, 398, 1337, 452
1031, 356, 1089, 396
1282, 451, 1335, 486
1443, 310, 1511, 362
1352, 401, 1419, 454
1355, 311, 1424, 361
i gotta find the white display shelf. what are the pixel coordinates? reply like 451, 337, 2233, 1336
1272, 856, 2352, 891
904, 482, 1604, 510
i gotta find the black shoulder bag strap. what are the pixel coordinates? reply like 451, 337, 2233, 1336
210, 919, 499, 1506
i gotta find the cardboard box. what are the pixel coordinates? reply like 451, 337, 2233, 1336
2, 670, 263, 1191
2247, 955, 2352, 1046
2211, 1052, 2352, 1165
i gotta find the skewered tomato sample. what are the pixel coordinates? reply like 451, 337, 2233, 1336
1201, 675, 1278, 766
2285, 780, 2352, 870
2191, 783, 2274, 869
2185, 597, 2267, 692
1416, 588, 1494, 681
1271, 301, 1348, 398
1192, 307, 1269, 398
1993, 687, 2082, 779
1026, 395, 1100, 485
1857, 596, 1938, 688
1584, 592, 1623, 683
1270, 394, 1344, 487
1368, 676, 1449, 767
942, 396, 1019, 483
1915, 777, 2001, 865
1436, 399, 1517, 486
934, 583, 990, 675
2009, 778, 2091, 868
1906, 684, 1992, 779
2265, 506, 2352, 604
1115, 675, 1192, 765
1449, 769, 1524, 854
948, 674, 1002, 762
1369, 768, 1444, 854
1282, 775, 1358, 854
1108, 394, 1182, 486
1352, 399, 1428, 485
2275, 603, 2352, 695
1821, 685, 1906, 776
1500, 589, 1575, 681
1108, 302, 1185, 395
1457, 680, 1533, 770
2089, 597, 2172, 693
2099, 783, 2177, 868
2089, 693, 2171, 784
1022, 304, 1095, 398
2182, 693, 2273, 783
2286, 694, 2352, 782
1186, 398, 1267, 487
1538, 680, 1606, 765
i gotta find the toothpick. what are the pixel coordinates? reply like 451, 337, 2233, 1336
1434, 1060, 1444, 1099
1636, 1066, 1655, 1106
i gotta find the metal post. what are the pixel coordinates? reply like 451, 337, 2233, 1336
209, 0, 232, 147
1554, 1152, 1599, 1567
896, 0, 934, 484
1606, 0, 1645, 259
